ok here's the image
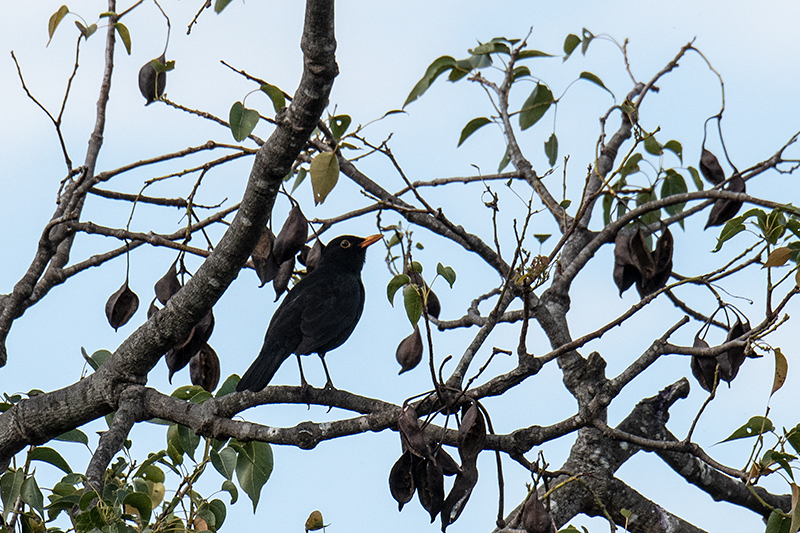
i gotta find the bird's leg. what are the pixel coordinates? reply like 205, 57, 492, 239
296, 355, 311, 398
318, 353, 337, 391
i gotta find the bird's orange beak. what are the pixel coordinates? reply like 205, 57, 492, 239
360, 234, 383, 248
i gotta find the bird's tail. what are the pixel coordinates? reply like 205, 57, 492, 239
235, 342, 293, 392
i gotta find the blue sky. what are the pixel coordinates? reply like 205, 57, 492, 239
2, 1, 800, 531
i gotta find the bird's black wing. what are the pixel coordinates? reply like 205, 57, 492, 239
294, 272, 365, 355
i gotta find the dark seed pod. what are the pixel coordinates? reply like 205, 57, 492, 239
154, 261, 181, 305
440, 461, 478, 531
636, 226, 673, 297
613, 231, 641, 296
718, 316, 751, 384
389, 450, 416, 511
167, 309, 215, 382
522, 492, 555, 533
138, 53, 167, 105
398, 403, 430, 459
433, 447, 461, 477
304, 239, 324, 273
147, 297, 159, 319
690, 336, 716, 393
705, 173, 745, 229
106, 281, 139, 331
273, 257, 295, 301
699, 148, 725, 185
414, 457, 444, 522
396, 326, 423, 374
457, 402, 486, 463
189, 343, 220, 392
272, 205, 308, 265
252, 228, 280, 287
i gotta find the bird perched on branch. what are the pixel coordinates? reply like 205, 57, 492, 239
236, 234, 382, 392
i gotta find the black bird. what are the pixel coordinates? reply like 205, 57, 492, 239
236, 234, 382, 392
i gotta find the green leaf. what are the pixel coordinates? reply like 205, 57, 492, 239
721, 416, 774, 442
660, 169, 687, 216
123, 492, 152, 525
766, 509, 791, 533
560, 199, 572, 209
534, 234, 551, 244
517, 49, 554, 59
544, 133, 558, 167
221, 479, 239, 504
762, 450, 796, 481
21, 476, 44, 517
216, 374, 239, 397
177, 424, 200, 461
512, 66, 531, 82
211, 447, 237, 481
171, 385, 206, 400
232, 440, 274, 512
436, 263, 456, 288
53, 428, 89, 446
688, 166, 703, 190
579, 71, 613, 97
664, 140, 683, 162
47, 5, 70, 45
82, 348, 112, 371
643, 135, 662, 156
404, 55, 457, 107
29, 447, 72, 474
290, 167, 308, 193
309, 151, 340, 205
403, 285, 423, 325
387, 274, 410, 305
791, 483, 800, 533
113, 22, 131, 55
788, 425, 800, 456
166, 424, 185, 465
214, 0, 234, 13
498, 146, 511, 173
712, 216, 746, 252
260, 83, 285, 112
458, 117, 492, 147
619, 153, 642, 179
470, 41, 510, 55
329, 114, 351, 139
1, 469, 24, 522
636, 190, 660, 226
229, 101, 260, 142
581, 28, 594, 55
563, 33, 581, 60
519, 83, 553, 130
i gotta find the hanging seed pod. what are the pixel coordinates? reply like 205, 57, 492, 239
690, 336, 716, 393
457, 402, 486, 463
189, 343, 220, 392
138, 53, 167, 105
522, 492, 555, 533
398, 403, 430, 459
389, 450, 416, 511
273, 257, 295, 301
304, 239, 324, 273
440, 461, 478, 531
705, 173, 745, 229
272, 205, 308, 265
252, 227, 280, 286
106, 280, 140, 331
718, 316, 751, 384
167, 309, 215, 382
699, 148, 725, 185
636, 226, 674, 297
414, 457, 444, 522
613, 231, 641, 296
433, 447, 462, 477
396, 326, 423, 374
154, 261, 181, 305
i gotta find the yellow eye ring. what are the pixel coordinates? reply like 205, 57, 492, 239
340, 239, 351, 248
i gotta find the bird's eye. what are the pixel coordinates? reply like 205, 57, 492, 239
340, 239, 351, 249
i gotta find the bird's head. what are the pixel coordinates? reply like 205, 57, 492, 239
317, 234, 382, 272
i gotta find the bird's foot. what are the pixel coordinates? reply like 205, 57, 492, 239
299, 377, 312, 409
322, 378, 337, 393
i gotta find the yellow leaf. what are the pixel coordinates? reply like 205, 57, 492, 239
310, 152, 339, 205
763, 246, 792, 268
771, 348, 788, 397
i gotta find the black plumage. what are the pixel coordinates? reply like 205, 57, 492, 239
236, 234, 382, 392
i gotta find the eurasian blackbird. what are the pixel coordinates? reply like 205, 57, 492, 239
236, 234, 382, 392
